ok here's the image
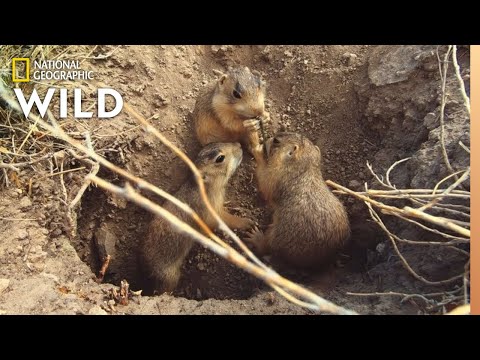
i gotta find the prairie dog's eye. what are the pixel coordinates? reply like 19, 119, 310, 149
232, 89, 242, 99
215, 155, 225, 163
273, 137, 280, 144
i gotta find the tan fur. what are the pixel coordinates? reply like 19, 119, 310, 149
248, 132, 351, 269
140, 142, 253, 294
192, 66, 267, 153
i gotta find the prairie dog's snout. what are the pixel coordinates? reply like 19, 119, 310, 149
196, 142, 243, 182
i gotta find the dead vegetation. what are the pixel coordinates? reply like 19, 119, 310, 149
0, 45, 96, 188
332, 46, 470, 314
0, 45, 470, 315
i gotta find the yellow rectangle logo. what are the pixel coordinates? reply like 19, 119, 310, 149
12, 58, 30, 83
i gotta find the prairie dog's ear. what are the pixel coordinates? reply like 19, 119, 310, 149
213, 69, 227, 84
218, 74, 228, 86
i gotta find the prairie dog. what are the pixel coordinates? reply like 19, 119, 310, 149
140, 142, 253, 293
247, 132, 351, 269
192, 66, 270, 153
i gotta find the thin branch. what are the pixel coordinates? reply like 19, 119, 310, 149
401, 206, 470, 238
348, 291, 451, 303
386, 157, 411, 188
419, 167, 470, 211
451, 45, 470, 115
432, 170, 467, 195
338, 188, 469, 195
327, 180, 470, 238
366, 201, 464, 286
337, 192, 469, 199
66, 135, 100, 238
459, 141, 470, 154
0, 153, 51, 171
388, 211, 468, 243
438, 45, 458, 180
0, 217, 39, 221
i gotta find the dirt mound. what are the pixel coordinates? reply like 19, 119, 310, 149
0, 45, 469, 314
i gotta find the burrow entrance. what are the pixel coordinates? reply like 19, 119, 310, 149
70, 45, 469, 305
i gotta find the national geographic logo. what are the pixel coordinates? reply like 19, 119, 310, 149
11, 58, 30, 82
12, 58, 94, 82
10, 58, 123, 119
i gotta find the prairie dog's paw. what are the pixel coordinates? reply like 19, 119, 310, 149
243, 118, 261, 131
235, 216, 255, 230
260, 111, 271, 125
245, 225, 265, 250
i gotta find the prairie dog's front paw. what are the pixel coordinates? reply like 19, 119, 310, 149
243, 118, 261, 132
260, 111, 271, 125
235, 216, 255, 230
253, 144, 264, 156
222, 212, 255, 231
245, 225, 267, 255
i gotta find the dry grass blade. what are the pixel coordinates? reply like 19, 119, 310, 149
0, 45, 97, 187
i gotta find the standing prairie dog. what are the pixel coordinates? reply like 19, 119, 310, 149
192, 66, 270, 153
140, 142, 253, 294
247, 132, 351, 269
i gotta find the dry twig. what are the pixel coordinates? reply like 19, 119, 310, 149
451, 45, 470, 115
327, 180, 470, 238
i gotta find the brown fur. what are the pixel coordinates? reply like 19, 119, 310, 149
192, 66, 268, 153
248, 132, 351, 269
140, 142, 253, 294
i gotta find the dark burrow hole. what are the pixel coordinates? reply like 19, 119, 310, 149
72, 166, 383, 301
74, 168, 262, 300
